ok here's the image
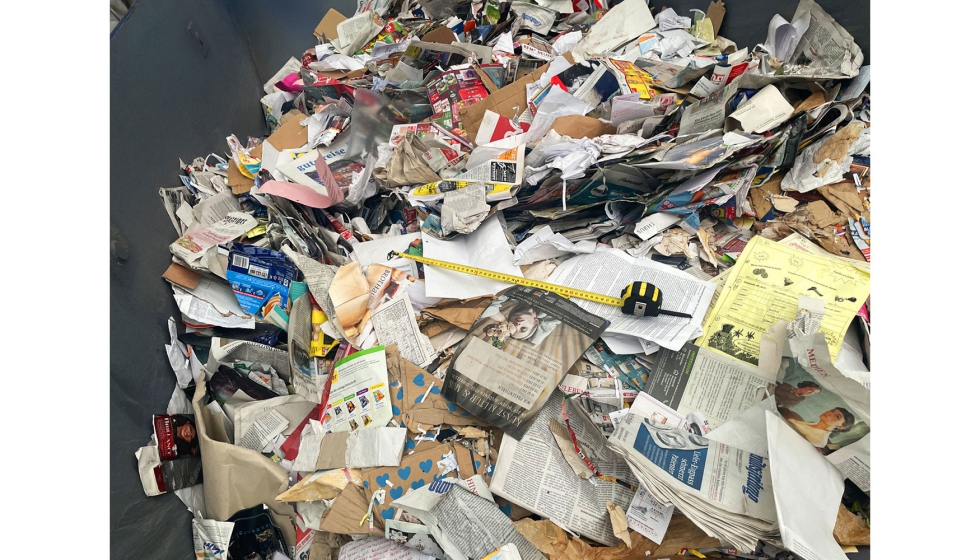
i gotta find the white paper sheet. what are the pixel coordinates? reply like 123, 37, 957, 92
422, 217, 525, 299
766, 411, 847, 560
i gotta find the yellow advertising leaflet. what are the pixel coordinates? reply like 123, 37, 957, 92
696, 236, 870, 366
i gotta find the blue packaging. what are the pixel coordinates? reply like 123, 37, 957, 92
226, 243, 296, 315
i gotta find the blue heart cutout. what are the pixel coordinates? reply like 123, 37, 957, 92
376, 473, 389, 487
404, 438, 416, 451
396, 388, 403, 400
397, 466, 412, 480
500, 504, 512, 516
390, 486, 404, 500
381, 507, 395, 520
430, 386, 440, 395
392, 404, 401, 416
411, 478, 426, 490
419, 459, 433, 473
446, 403, 457, 412
412, 373, 425, 386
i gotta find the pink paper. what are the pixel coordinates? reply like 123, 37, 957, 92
257, 180, 344, 208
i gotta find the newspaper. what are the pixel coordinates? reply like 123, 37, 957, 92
644, 342, 776, 431
489, 391, 638, 546
787, 0, 863, 78
395, 481, 546, 560
170, 212, 257, 272
208, 337, 291, 380
547, 247, 716, 351
371, 292, 437, 368
173, 279, 255, 330
697, 236, 870, 366
607, 412, 779, 551
443, 285, 608, 439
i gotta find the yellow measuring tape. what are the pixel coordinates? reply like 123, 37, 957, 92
388, 250, 625, 308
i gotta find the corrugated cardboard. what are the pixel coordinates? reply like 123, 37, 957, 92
459, 60, 555, 142
162, 262, 201, 290
364, 441, 478, 525
267, 109, 309, 151
387, 346, 491, 433
314, 9, 347, 42
548, 116, 617, 139
191, 375, 296, 548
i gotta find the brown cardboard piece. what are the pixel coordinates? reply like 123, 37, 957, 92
833, 504, 870, 546
706, 1, 726, 37
162, 262, 202, 290
513, 516, 719, 560
364, 441, 478, 524
191, 375, 296, 548
419, 296, 494, 336
228, 143, 263, 194
318, 482, 377, 535
314, 9, 347, 42
817, 180, 869, 220
387, 346, 491, 433
315, 432, 351, 470
459, 54, 575, 142
267, 109, 310, 151
548, 116, 617, 139
421, 26, 458, 45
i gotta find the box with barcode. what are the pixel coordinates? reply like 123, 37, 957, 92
226, 243, 296, 316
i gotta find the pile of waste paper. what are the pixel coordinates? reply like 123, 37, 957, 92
143, 0, 871, 558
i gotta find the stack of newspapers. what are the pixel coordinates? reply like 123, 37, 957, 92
607, 413, 781, 552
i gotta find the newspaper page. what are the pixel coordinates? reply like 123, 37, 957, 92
170, 212, 257, 270
644, 342, 776, 430
323, 345, 393, 433
826, 433, 870, 493
429, 486, 546, 560
338, 537, 436, 560
371, 292, 438, 367
696, 236, 870, 366
489, 391, 638, 546
547, 247, 716, 351
788, 0, 863, 78
443, 285, 608, 439
208, 337, 291, 379
607, 412, 777, 523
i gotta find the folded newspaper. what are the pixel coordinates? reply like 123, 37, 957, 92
607, 412, 780, 552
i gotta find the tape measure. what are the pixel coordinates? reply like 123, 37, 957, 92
387, 251, 692, 318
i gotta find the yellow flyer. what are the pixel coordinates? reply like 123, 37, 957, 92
696, 236, 870, 366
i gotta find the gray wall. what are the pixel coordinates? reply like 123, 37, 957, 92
109, 1, 869, 558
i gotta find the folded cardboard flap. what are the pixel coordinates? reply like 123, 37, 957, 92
387, 346, 491, 432
421, 26, 457, 45
314, 8, 347, 41
267, 109, 310, 151
459, 59, 557, 142
162, 262, 202, 290
548, 115, 617, 139
319, 482, 375, 534
192, 375, 296, 549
